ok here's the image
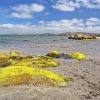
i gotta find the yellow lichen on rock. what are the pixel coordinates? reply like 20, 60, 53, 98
0, 66, 70, 87
46, 50, 61, 58
0, 53, 11, 67
10, 51, 21, 60
69, 52, 86, 60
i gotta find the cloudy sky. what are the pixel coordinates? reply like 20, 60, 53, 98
0, 0, 100, 34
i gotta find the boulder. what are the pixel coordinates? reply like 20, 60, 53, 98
0, 53, 11, 67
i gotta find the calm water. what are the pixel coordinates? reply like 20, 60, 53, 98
0, 35, 70, 48
0, 35, 99, 56
0, 35, 67, 41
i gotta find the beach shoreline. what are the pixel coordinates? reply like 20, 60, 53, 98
0, 39, 100, 100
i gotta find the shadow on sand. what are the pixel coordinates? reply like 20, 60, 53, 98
60, 54, 71, 59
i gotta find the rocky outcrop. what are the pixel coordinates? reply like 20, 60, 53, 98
95, 34, 100, 39
68, 34, 96, 40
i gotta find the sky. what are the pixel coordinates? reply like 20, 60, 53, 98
0, 0, 100, 34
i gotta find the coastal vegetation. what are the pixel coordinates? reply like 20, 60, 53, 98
0, 66, 71, 87
46, 50, 61, 58
0, 51, 87, 87
0, 53, 11, 67
69, 52, 86, 60
10, 51, 21, 60
13, 56, 60, 67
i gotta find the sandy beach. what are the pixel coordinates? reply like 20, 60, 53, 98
0, 39, 100, 100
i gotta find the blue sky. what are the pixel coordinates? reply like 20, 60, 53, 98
0, 0, 100, 34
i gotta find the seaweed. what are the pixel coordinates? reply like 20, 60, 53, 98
0, 66, 71, 87
13, 56, 60, 67
0, 53, 11, 67
46, 51, 61, 58
10, 51, 21, 60
69, 52, 86, 60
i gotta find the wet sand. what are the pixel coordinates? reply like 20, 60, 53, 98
0, 39, 100, 100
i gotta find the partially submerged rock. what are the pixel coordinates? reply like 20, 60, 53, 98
46, 51, 61, 58
10, 51, 21, 60
0, 53, 11, 67
69, 52, 86, 60
0, 66, 71, 87
68, 34, 96, 40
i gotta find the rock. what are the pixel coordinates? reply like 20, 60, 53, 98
10, 51, 21, 60
95, 34, 100, 39
68, 34, 96, 40
69, 52, 86, 60
0, 53, 11, 67
46, 51, 61, 58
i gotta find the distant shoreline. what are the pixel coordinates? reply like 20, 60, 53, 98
0, 32, 99, 36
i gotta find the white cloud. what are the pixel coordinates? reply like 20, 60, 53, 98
10, 3, 45, 18
52, 0, 80, 11
0, 18, 100, 34
86, 17, 100, 26
39, 20, 45, 24
77, 0, 100, 9
10, 12, 33, 18
11, 3, 45, 13
52, 0, 100, 11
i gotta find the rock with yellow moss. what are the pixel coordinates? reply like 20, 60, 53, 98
0, 66, 71, 87
46, 51, 61, 58
12, 56, 60, 67
69, 52, 86, 60
0, 53, 11, 67
32, 56, 60, 67
14, 58, 34, 67
10, 51, 21, 60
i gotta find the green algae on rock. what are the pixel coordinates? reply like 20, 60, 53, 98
10, 51, 21, 60
46, 51, 61, 58
0, 53, 11, 67
0, 66, 71, 87
69, 52, 86, 60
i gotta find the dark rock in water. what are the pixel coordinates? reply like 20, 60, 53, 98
68, 34, 96, 40
0, 41, 9, 44
23, 40, 28, 41
53, 40, 57, 41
